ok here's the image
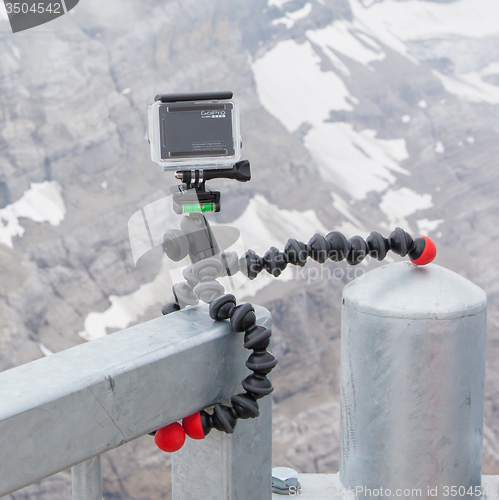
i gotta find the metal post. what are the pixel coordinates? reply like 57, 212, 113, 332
340, 262, 487, 500
172, 380, 272, 500
72, 456, 102, 500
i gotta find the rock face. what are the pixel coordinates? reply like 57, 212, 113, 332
1, 0, 499, 497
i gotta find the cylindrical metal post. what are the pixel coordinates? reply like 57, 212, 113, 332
340, 262, 487, 500
72, 456, 102, 500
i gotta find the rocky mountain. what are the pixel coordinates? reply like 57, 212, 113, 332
1, 0, 499, 497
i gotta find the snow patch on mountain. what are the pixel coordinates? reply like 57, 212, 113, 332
272, 17, 293, 29
481, 62, 499, 79
307, 21, 385, 70
435, 141, 445, 154
433, 69, 499, 105
351, 0, 499, 57
332, 193, 364, 232
252, 39, 354, 133
79, 260, 173, 341
305, 123, 409, 199
0, 181, 66, 248
351, 0, 499, 102
233, 194, 328, 254
417, 218, 445, 236
252, 36, 410, 200
331, 193, 366, 238
272, 3, 312, 29
39, 343, 54, 357
268, 0, 292, 8
380, 188, 433, 230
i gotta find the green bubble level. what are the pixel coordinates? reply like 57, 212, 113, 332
182, 203, 216, 213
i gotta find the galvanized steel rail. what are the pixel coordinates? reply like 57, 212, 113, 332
0, 304, 272, 499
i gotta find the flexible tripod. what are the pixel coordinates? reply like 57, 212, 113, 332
150, 162, 437, 452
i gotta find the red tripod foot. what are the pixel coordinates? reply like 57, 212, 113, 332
409, 236, 437, 266
154, 422, 186, 452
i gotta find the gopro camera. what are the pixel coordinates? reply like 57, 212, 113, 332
148, 91, 241, 170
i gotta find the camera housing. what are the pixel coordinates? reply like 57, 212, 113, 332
148, 91, 241, 170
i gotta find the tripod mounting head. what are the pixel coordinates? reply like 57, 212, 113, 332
171, 160, 251, 215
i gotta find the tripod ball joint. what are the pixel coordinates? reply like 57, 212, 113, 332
209, 295, 257, 332
182, 393, 260, 439
366, 231, 389, 261
231, 303, 257, 332
262, 247, 288, 277
161, 302, 181, 315
231, 392, 260, 419
284, 239, 308, 267
246, 350, 278, 375
162, 229, 190, 262
239, 249, 263, 279
244, 325, 272, 350
209, 294, 237, 320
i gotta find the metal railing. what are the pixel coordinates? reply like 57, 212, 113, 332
0, 304, 272, 500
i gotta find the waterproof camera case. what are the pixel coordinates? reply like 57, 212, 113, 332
148, 91, 241, 170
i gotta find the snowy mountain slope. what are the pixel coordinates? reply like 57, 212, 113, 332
255, 0, 499, 208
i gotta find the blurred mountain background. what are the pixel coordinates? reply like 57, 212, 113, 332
1, 0, 499, 497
